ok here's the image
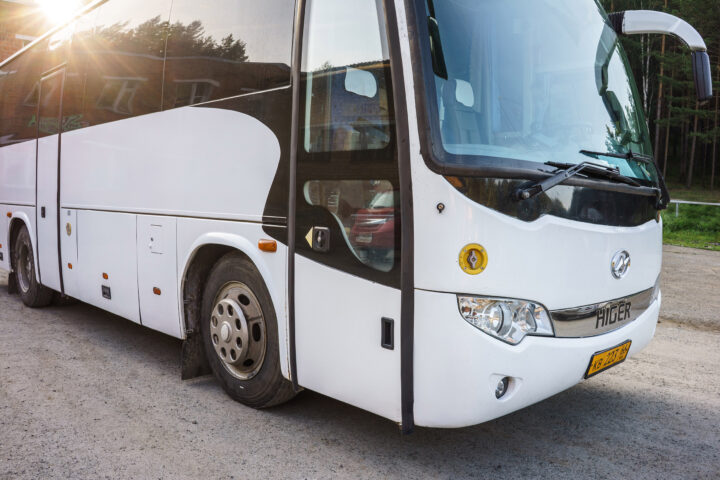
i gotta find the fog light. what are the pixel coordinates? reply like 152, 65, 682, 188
495, 377, 509, 399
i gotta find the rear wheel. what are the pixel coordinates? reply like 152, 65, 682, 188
201, 252, 295, 408
13, 226, 54, 308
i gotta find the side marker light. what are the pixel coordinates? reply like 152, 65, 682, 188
258, 239, 277, 253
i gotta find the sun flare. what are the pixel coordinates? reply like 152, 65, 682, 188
36, 0, 84, 27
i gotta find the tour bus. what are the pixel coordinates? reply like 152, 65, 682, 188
0, 0, 712, 431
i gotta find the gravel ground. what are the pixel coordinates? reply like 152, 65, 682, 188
1, 246, 719, 479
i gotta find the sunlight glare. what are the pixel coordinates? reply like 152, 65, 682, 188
37, 0, 83, 26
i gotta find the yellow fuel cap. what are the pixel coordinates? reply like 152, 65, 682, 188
459, 244, 488, 275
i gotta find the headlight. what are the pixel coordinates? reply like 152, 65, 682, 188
457, 296, 554, 345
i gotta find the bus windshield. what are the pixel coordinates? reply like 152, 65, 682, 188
422, 0, 658, 185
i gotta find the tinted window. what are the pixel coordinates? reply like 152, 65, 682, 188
0, 49, 46, 146
82, 0, 172, 126
62, 8, 98, 133
163, 0, 293, 108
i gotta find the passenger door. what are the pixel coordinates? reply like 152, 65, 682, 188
35, 68, 65, 293
293, 0, 403, 421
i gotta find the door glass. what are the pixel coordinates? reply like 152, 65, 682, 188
297, 0, 399, 283
302, 0, 392, 153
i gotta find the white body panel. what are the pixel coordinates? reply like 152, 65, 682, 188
60, 107, 281, 221
412, 174, 662, 310
137, 216, 181, 338
0, 141, 36, 206
623, 11, 707, 51
73, 210, 140, 323
60, 208, 78, 293
295, 255, 402, 422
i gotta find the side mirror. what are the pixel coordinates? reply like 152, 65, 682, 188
692, 51, 713, 103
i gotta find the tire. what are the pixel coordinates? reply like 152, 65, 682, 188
201, 252, 296, 408
12, 225, 54, 308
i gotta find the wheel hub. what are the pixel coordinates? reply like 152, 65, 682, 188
209, 282, 267, 380
17, 244, 31, 294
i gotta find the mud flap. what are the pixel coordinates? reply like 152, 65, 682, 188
7, 270, 18, 295
181, 333, 212, 380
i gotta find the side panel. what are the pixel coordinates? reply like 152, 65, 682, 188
295, 256, 402, 421
0, 141, 36, 206
60, 208, 78, 294
137, 216, 181, 338
60, 107, 281, 222
75, 210, 140, 323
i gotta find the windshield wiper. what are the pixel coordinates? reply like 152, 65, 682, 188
579, 149, 671, 209
579, 149, 653, 164
515, 161, 641, 201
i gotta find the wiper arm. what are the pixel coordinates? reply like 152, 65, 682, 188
515, 161, 641, 201
579, 149, 653, 164
580, 149, 671, 209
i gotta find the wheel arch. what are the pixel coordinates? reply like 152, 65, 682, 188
178, 232, 288, 380
8, 213, 38, 272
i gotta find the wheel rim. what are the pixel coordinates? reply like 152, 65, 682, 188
17, 243, 32, 294
210, 282, 267, 380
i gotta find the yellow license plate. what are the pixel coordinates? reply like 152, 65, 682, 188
584, 340, 632, 378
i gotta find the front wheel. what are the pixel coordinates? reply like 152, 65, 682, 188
201, 252, 295, 408
12, 225, 54, 308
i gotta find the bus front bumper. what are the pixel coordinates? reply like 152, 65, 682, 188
413, 289, 660, 428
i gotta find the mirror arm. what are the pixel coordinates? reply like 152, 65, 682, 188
607, 10, 706, 52
608, 10, 712, 102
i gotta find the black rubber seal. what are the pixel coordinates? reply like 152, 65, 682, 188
287, 0, 307, 393
385, 0, 416, 435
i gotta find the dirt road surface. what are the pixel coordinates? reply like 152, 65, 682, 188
1, 246, 719, 479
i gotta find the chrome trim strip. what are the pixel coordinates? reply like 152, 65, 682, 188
551, 287, 655, 338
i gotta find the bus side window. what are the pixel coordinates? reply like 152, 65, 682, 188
81, 0, 172, 127
0, 53, 41, 145
163, 0, 294, 108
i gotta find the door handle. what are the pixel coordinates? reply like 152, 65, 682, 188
41, 207, 46, 218
308, 226, 330, 253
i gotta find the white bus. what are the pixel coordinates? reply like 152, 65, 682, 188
0, 0, 712, 431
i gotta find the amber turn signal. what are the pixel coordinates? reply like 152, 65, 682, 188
6, 212, 11, 218
258, 239, 277, 253
153, 287, 161, 296
68, 263, 73, 270
102, 273, 109, 280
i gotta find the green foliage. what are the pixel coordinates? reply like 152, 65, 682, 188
95, 16, 248, 62
661, 204, 720, 251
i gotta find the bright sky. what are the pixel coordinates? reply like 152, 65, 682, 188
36, 0, 84, 26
